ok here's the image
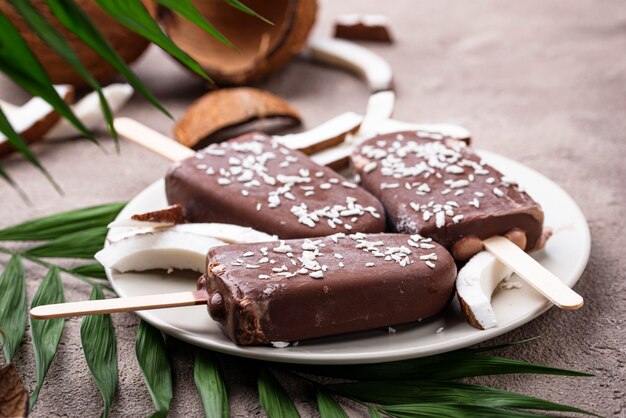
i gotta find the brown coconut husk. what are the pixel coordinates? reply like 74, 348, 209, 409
155, 0, 317, 85
174, 87, 301, 148
0, 1, 150, 88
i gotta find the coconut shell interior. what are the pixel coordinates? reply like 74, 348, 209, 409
158, 0, 316, 84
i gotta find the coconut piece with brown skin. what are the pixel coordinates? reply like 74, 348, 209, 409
174, 87, 302, 148
334, 14, 394, 43
131, 204, 187, 224
0, 85, 73, 156
155, 0, 318, 85
0, 1, 150, 88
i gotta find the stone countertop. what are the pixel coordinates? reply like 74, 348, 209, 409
1, 0, 624, 416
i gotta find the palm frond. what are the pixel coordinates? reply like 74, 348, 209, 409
223, 0, 272, 25
95, 0, 210, 81
47, 0, 171, 119
157, 0, 237, 51
0, 101, 60, 192
9, 0, 116, 143
0, 10, 92, 139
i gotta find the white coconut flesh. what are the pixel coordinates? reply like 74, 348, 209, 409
45, 83, 134, 139
95, 231, 225, 273
306, 37, 393, 92
0, 85, 71, 142
171, 223, 276, 244
456, 251, 513, 330
98, 222, 276, 273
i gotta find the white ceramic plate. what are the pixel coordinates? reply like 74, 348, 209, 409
107, 150, 590, 365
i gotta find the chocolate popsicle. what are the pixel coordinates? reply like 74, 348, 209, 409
166, 133, 386, 239
200, 232, 456, 345
351, 131, 544, 260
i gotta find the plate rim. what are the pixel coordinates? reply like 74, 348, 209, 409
107, 149, 590, 365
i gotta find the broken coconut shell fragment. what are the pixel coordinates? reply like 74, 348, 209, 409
0, 85, 73, 157
154, 0, 318, 85
174, 88, 302, 148
131, 204, 187, 225
334, 14, 393, 43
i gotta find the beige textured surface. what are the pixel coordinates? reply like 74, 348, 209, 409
1, 0, 625, 416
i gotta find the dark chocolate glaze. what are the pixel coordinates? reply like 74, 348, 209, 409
166, 132, 386, 239
351, 131, 544, 252
199, 233, 457, 345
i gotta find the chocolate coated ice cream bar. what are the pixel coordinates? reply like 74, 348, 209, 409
200, 233, 456, 345
351, 131, 544, 260
166, 133, 386, 239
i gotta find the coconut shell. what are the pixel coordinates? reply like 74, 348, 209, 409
0, 86, 73, 157
174, 87, 301, 148
155, 0, 317, 85
0, 1, 150, 88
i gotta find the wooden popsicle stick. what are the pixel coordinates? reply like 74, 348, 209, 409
114, 117, 195, 162
483, 236, 583, 309
30, 290, 208, 320
115, 116, 359, 163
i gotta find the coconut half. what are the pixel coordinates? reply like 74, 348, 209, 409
97, 222, 276, 273
174, 88, 301, 148
0, 85, 72, 156
156, 0, 318, 85
0, 1, 149, 87
456, 251, 513, 330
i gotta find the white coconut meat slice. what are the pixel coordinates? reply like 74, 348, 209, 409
306, 37, 393, 92
0, 85, 72, 155
311, 122, 471, 169
171, 223, 276, 244
106, 221, 275, 245
95, 230, 224, 273
456, 251, 513, 330
45, 83, 134, 139
275, 111, 362, 155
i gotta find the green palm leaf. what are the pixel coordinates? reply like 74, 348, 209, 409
95, 0, 210, 81
329, 380, 595, 416
194, 349, 229, 418
157, 0, 236, 50
369, 406, 384, 418
223, 0, 272, 25
71, 263, 107, 279
379, 403, 551, 418
0, 11, 92, 140
47, 0, 171, 118
0, 161, 29, 202
81, 286, 118, 418
0, 255, 26, 362
295, 349, 589, 381
0, 202, 125, 241
29, 267, 65, 410
258, 367, 300, 418
25, 226, 108, 259
316, 388, 348, 418
135, 320, 172, 417
9, 0, 116, 144
0, 105, 59, 191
